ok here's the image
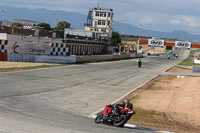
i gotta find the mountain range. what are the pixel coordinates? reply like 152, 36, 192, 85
1, 5, 200, 42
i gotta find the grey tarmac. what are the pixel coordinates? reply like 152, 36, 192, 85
0, 49, 189, 133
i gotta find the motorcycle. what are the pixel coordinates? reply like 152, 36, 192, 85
137, 62, 142, 68
137, 58, 142, 68
94, 104, 135, 127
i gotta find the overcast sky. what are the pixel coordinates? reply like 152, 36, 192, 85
1, 0, 200, 35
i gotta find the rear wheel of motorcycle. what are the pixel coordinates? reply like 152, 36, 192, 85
94, 113, 103, 123
113, 115, 128, 127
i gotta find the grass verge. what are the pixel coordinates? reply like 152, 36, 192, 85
127, 96, 162, 124
178, 49, 200, 66
0, 64, 68, 71
178, 62, 199, 66
163, 50, 170, 55
131, 107, 161, 123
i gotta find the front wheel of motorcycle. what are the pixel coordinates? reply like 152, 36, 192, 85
94, 112, 103, 123
113, 115, 128, 127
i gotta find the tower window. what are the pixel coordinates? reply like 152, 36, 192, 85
96, 12, 100, 16
98, 20, 106, 25
108, 21, 110, 25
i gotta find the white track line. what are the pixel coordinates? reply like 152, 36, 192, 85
124, 124, 174, 133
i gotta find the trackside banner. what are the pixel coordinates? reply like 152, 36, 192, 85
148, 39, 165, 47
6, 41, 51, 55
175, 41, 191, 49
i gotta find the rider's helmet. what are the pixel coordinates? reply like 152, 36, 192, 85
137, 58, 141, 62
123, 99, 130, 104
123, 99, 131, 108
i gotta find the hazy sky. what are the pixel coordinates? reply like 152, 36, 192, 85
1, 0, 200, 35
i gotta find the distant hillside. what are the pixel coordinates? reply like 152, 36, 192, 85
113, 21, 200, 41
1, 5, 200, 41
1, 5, 86, 29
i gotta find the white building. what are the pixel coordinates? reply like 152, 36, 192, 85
84, 7, 114, 38
63, 3, 114, 54
64, 7, 114, 42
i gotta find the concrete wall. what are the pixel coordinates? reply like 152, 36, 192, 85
35, 55, 76, 63
194, 58, 200, 64
7, 53, 76, 63
113, 54, 132, 59
6, 52, 139, 63
6, 52, 140, 63
8, 53, 35, 62
76, 54, 113, 62
76, 53, 137, 63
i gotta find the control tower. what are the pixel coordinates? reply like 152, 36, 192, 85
84, 1, 114, 41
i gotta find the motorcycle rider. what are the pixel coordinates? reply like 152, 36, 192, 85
137, 58, 142, 67
175, 54, 178, 58
113, 99, 133, 115
167, 54, 170, 59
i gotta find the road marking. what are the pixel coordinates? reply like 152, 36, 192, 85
125, 124, 174, 133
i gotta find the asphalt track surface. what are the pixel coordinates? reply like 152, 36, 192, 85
0, 50, 189, 133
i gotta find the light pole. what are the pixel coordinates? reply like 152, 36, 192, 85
2, 10, 7, 27
137, 24, 142, 54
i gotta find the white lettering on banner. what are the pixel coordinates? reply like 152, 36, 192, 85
175, 41, 191, 49
148, 39, 164, 47
30, 48, 45, 54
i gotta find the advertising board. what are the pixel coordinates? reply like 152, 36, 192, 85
148, 39, 165, 47
175, 41, 191, 49
6, 41, 51, 55
6, 41, 69, 55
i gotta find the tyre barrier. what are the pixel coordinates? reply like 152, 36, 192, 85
0, 53, 7, 61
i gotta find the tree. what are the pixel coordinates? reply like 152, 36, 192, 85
10, 22, 23, 28
37, 23, 51, 31
112, 31, 121, 46
54, 21, 71, 30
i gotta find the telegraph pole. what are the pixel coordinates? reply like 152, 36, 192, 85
137, 24, 142, 54
2, 10, 6, 26
122, 26, 125, 35
97, 0, 100, 9
2, 10, 6, 27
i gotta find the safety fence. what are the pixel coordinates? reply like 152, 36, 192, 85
8, 53, 35, 62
